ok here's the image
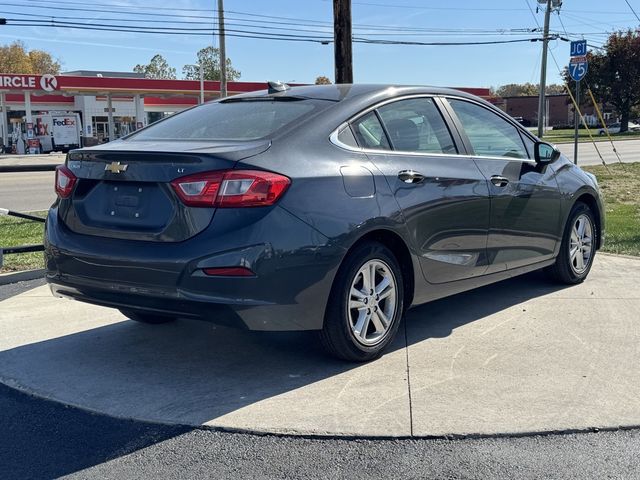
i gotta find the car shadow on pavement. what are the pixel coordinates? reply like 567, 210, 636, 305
0, 269, 572, 478
404, 269, 571, 339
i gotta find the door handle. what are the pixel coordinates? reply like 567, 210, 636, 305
398, 170, 426, 184
490, 175, 510, 187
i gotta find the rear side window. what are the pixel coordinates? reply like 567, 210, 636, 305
352, 112, 391, 150
448, 99, 529, 159
129, 98, 327, 141
377, 98, 457, 154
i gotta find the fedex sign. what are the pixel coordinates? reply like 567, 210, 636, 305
53, 118, 75, 127
0, 74, 58, 92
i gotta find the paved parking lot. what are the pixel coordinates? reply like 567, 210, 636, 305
1, 254, 639, 438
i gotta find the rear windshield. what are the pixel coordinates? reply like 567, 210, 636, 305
128, 98, 329, 142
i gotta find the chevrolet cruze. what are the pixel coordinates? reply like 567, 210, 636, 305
45, 84, 604, 361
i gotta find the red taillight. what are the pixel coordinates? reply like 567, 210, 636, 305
55, 165, 77, 198
202, 266, 255, 277
171, 170, 290, 208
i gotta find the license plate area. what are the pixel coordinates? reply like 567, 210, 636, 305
74, 180, 172, 231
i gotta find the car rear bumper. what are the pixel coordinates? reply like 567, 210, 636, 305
44, 206, 344, 331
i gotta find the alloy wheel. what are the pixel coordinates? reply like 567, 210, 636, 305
347, 259, 398, 346
569, 213, 594, 274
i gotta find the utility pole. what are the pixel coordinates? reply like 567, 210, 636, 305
537, 0, 552, 138
199, 63, 204, 104
217, 0, 227, 98
333, 0, 353, 83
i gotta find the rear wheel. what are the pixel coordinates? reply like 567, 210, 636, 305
320, 241, 404, 362
119, 309, 177, 324
546, 202, 597, 284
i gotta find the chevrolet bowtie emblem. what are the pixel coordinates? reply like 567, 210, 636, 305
105, 161, 128, 174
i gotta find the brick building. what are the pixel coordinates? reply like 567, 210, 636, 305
501, 94, 613, 128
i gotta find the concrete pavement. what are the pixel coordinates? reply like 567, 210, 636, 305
1, 254, 639, 438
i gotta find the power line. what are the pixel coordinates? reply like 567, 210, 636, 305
15, 0, 638, 16
347, 1, 528, 11
2, 7, 553, 35
7, 15, 551, 37
5, 5, 590, 38
356, 37, 546, 46
3, 20, 550, 47
6, 23, 330, 42
623, 0, 640, 23
525, 0, 541, 28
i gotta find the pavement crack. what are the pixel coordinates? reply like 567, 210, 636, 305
403, 318, 414, 437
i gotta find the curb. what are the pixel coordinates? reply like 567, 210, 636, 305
0, 268, 45, 285
599, 252, 640, 261
0, 165, 58, 173
1, 376, 639, 441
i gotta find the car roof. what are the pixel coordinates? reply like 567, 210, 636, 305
227, 84, 484, 103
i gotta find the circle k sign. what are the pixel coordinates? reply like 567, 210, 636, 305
40, 74, 58, 92
0, 74, 59, 92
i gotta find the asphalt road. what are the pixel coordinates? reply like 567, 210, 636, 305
2, 374, 640, 480
2, 281, 640, 479
0, 138, 638, 213
554, 137, 639, 166
0, 171, 55, 212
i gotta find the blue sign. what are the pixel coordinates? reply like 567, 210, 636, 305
569, 57, 588, 82
570, 40, 588, 57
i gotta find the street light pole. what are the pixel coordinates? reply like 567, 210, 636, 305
537, 0, 553, 138
217, 0, 227, 98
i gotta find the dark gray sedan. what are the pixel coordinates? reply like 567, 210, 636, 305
45, 84, 604, 361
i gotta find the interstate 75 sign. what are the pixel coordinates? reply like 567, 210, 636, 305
569, 40, 588, 82
569, 56, 588, 82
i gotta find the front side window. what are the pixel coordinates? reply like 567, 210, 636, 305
377, 98, 457, 154
448, 99, 529, 159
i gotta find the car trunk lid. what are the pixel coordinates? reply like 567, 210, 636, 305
58, 139, 270, 242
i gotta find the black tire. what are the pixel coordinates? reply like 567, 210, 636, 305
119, 309, 177, 324
320, 241, 405, 362
546, 201, 597, 284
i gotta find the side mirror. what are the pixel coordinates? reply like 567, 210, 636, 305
534, 141, 560, 163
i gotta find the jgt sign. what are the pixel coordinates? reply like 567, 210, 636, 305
0, 74, 58, 92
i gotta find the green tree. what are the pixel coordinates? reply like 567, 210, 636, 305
315, 75, 332, 85
495, 83, 566, 97
133, 54, 176, 79
495, 83, 539, 97
545, 84, 566, 95
564, 30, 640, 132
182, 47, 240, 81
0, 41, 61, 74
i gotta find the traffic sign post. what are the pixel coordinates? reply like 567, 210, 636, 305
573, 82, 580, 165
569, 40, 589, 165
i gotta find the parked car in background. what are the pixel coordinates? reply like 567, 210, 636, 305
599, 122, 640, 135
512, 116, 532, 127
45, 84, 605, 362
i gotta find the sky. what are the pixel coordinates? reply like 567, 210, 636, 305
2, 0, 640, 89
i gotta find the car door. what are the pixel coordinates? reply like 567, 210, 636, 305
350, 96, 491, 284
443, 97, 562, 272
